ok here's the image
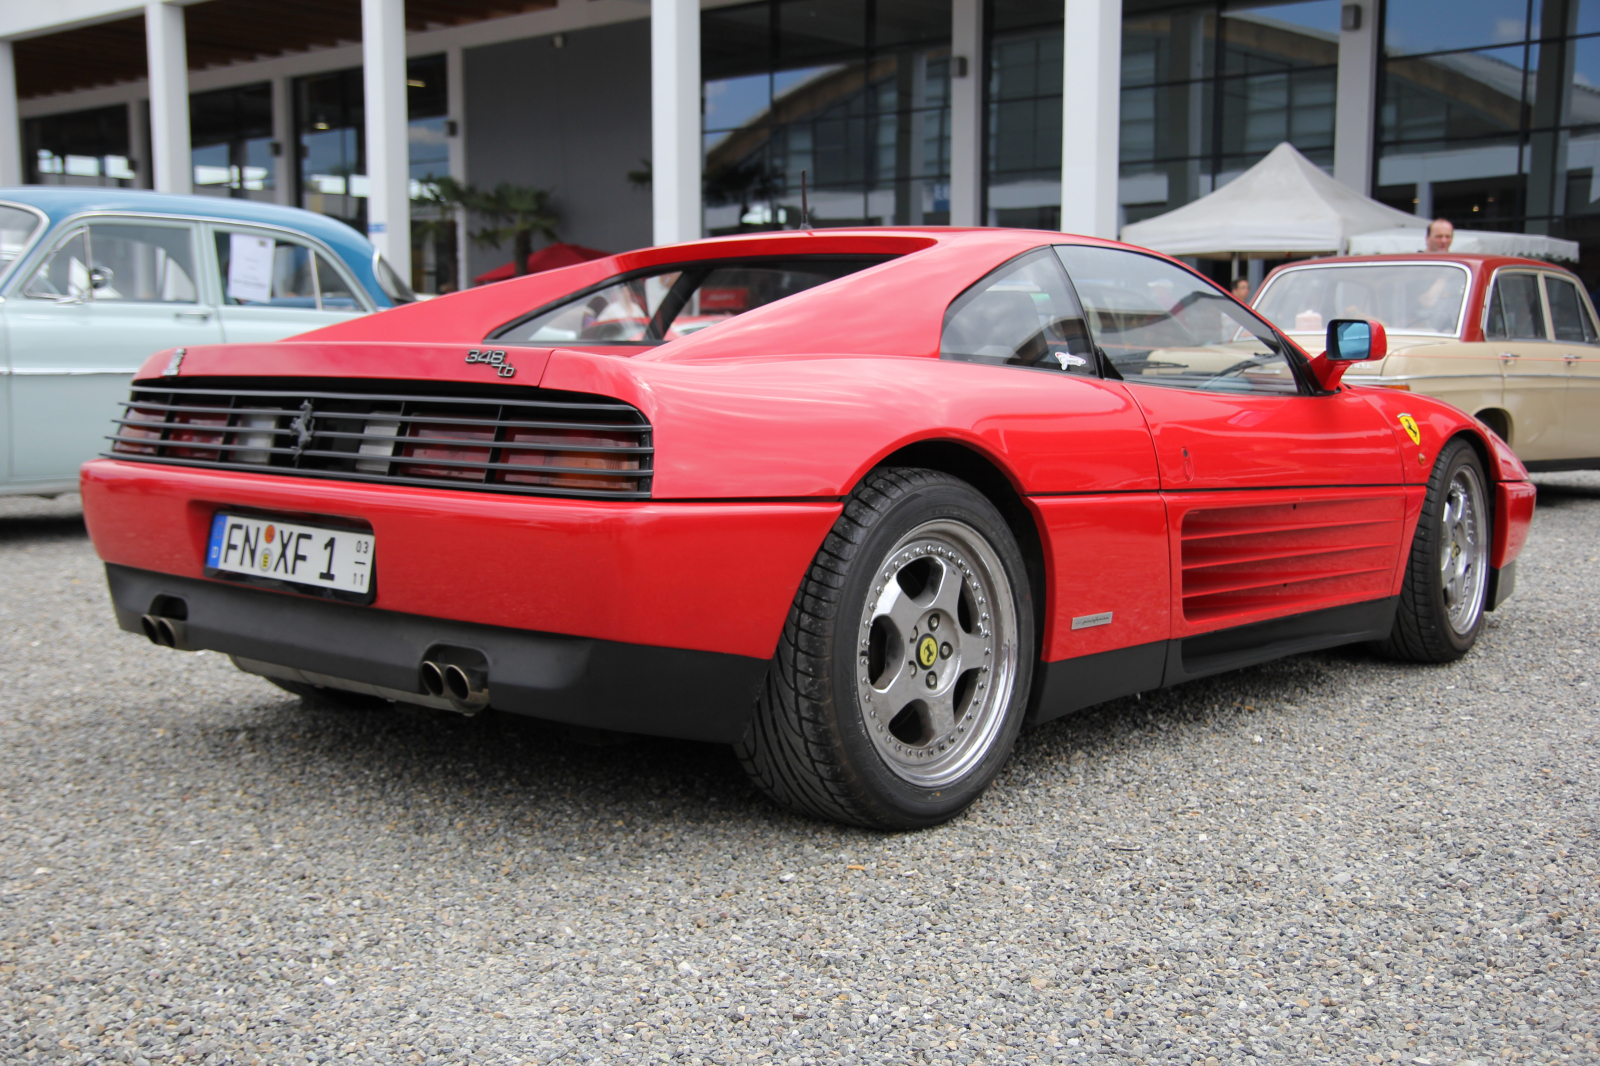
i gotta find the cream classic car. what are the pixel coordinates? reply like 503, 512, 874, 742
1253, 254, 1600, 470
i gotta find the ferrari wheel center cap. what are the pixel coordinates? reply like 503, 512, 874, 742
916, 635, 939, 669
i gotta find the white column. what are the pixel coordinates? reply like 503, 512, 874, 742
362, 0, 411, 280
145, 0, 192, 194
128, 99, 151, 189
1333, 0, 1379, 194
1060, 0, 1122, 238
651, 0, 700, 245
271, 76, 293, 206
949, 0, 983, 227
446, 45, 469, 290
0, 42, 19, 186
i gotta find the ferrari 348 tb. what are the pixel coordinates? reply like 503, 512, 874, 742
81, 228, 1535, 829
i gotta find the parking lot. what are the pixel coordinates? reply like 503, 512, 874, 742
1, 477, 1596, 1066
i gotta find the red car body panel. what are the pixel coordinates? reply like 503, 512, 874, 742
91, 227, 1535, 742
1492, 480, 1537, 569
82, 461, 842, 660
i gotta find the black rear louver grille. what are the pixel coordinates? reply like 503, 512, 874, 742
107, 382, 652, 499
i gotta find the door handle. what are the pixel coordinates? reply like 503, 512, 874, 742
1499, 351, 1518, 364
1567, 353, 1580, 366
174, 310, 213, 321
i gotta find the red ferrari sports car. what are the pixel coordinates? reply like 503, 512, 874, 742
81, 227, 1535, 829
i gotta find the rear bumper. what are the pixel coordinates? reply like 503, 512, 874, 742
81, 459, 840, 660
108, 564, 766, 743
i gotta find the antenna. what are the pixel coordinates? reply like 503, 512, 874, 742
800, 169, 810, 230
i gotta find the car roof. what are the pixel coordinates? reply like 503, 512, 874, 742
0, 185, 375, 264
1268, 252, 1572, 274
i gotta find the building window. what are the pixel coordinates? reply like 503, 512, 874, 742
292, 54, 454, 293
191, 83, 274, 200
702, 0, 953, 234
23, 105, 138, 187
985, 0, 1339, 232
1377, 0, 1600, 291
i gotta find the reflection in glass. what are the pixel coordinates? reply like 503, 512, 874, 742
501, 258, 884, 344
702, 1, 951, 233
1255, 263, 1470, 336
22, 105, 136, 188
1384, 0, 1533, 58
940, 249, 1095, 373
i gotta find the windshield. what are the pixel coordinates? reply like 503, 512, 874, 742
0, 204, 42, 274
374, 252, 416, 304
494, 257, 888, 345
1255, 263, 1468, 337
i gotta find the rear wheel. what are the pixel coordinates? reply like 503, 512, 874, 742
736, 468, 1034, 829
1378, 438, 1491, 662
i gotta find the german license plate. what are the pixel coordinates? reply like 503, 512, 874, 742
206, 513, 374, 595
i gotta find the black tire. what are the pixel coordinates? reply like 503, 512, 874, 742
1377, 437, 1492, 663
735, 468, 1035, 830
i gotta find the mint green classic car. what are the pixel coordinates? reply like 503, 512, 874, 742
0, 187, 412, 496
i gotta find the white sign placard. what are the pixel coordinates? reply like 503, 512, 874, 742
227, 233, 275, 303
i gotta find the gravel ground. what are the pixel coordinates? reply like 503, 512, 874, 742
1, 476, 1597, 1066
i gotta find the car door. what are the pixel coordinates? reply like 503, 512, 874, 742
3, 218, 223, 486
1055, 244, 1408, 645
1541, 272, 1600, 463
207, 223, 371, 343
1484, 268, 1567, 463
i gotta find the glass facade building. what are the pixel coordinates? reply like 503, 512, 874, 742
15, 0, 1600, 294
1377, 0, 1600, 276
701, 0, 954, 232
292, 55, 453, 293
23, 105, 138, 187
190, 83, 274, 200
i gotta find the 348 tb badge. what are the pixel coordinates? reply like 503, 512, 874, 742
465, 349, 515, 377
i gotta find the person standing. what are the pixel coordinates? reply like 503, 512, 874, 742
1426, 218, 1454, 252
1232, 276, 1251, 303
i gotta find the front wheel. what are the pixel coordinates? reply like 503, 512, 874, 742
1377, 438, 1491, 662
736, 468, 1035, 830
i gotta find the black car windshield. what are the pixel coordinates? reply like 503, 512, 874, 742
493, 256, 890, 345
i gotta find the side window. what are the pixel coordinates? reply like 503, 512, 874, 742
214, 230, 316, 308
1055, 244, 1299, 394
315, 254, 360, 310
83, 222, 198, 302
1544, 275, 1597, 344
939, 249, 1097, 374
1484, 273, 1547, 340
23, 230, 89, 300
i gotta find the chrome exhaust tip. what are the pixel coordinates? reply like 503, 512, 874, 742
442, 664, 486, 704
419, 660, 446, 697
156, 617, 185, 649
139, 613, 186, 648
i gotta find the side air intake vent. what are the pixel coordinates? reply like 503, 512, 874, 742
107, 381, 652, 499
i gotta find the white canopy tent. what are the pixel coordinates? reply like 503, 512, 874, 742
1119, 142, 1426, 259
1347, 227, 1579, 261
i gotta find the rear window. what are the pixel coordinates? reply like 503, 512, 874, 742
1255, 263, 1469, 337
492, 257, 889, 345
0, 204, 42, 273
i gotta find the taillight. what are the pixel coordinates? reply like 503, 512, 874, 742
167, 410, 229, 460
497, 428, 641, 492
396, 423, 495, 481
113, 406, 166, 455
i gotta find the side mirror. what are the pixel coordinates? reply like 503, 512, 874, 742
1308, 317, 1387, 390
